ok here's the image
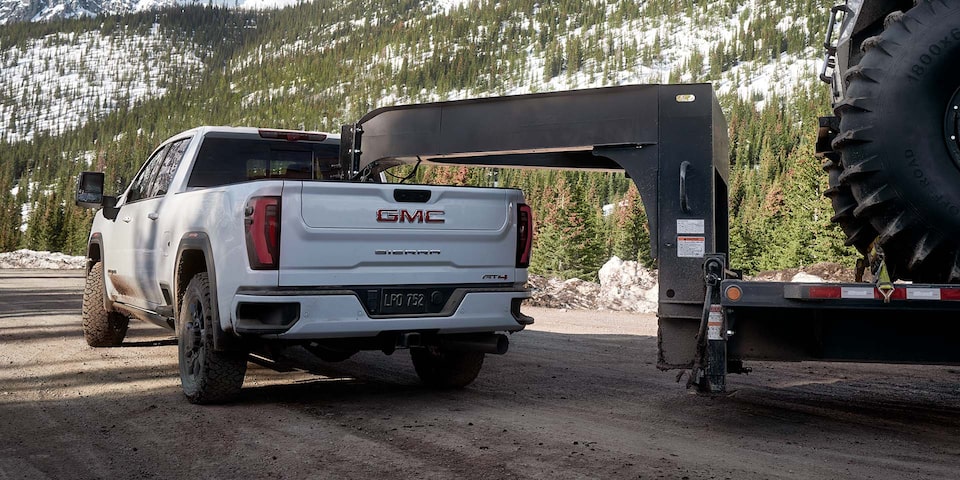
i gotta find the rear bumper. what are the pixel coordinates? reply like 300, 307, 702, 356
229, 287, 532, 339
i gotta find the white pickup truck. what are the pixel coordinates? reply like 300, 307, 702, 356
75, 126, 534, 404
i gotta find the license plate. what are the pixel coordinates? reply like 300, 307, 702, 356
380, 289, 428, 314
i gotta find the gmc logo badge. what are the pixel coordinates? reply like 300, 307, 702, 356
377, 209, 445, 223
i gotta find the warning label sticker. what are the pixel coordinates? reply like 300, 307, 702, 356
677, 219, 705, 235
677, 236, 705, 258
707, 305, 723, 340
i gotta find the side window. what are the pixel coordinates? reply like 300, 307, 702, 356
148, 138, 191, 198
125, 145, 169, 204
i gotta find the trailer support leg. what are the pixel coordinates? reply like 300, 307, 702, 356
691, 255, 727, 393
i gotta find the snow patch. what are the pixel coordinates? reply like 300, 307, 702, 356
239, 0, 312, 11
597, 256, 658, 313
0, 249, 86, 269
528, 257, 658, 313
434, 0, 476, 13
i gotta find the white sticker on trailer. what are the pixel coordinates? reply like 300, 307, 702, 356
840, 287, 875, 299
907, 288, 941, 300
677, 219, 705, 234
677, 236, 705, 258
707, 305, 723, 340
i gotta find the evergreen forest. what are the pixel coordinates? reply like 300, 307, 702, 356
0, 0, 856, 280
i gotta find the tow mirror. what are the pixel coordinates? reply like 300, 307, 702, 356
76, 172, 104, 208
76, 172, 120, 221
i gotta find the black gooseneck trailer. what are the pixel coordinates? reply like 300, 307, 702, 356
340, 84, 960, 393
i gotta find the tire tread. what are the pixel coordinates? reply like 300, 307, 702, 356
81, 262, 129, 347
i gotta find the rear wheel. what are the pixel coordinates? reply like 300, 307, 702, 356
410, 347, 484, 389
81, 262, 129, 347
177, 273, 247, 404
833, 1, 960, 281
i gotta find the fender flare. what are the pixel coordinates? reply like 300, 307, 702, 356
174, 232, 239, 352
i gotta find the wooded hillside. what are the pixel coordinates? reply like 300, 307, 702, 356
0, 0, 855, 279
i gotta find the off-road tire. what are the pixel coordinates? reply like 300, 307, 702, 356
177, 273, 247, 404
823, 152, 877, 253
81, 262, 129, 347
833, 0, 960, 281
410, 347, 484, 389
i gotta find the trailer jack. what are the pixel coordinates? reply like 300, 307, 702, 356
687, 254, 727, 393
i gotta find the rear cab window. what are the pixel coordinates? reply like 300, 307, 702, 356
187, 134, 342, 189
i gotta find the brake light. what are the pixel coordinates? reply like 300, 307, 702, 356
258, 129, 327, 142
245, 196, 281, 270
517, 204, 533, 268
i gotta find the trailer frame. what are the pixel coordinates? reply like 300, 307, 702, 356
340, 83, 960, 393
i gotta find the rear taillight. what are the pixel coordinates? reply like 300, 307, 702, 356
517, 203, 533, 268
245, 196, 281, 270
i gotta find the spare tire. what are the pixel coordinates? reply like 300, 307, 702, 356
833, 0, 960, 282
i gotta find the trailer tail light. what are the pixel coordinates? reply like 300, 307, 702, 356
517, 204, 533, 268
724, 285, 742, 302
245, 196, 281, 270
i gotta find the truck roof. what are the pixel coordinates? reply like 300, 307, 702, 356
163, 126, 340, 145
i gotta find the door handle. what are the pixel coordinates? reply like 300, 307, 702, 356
679, 161, 691, 213
122, 216, 132, 223
147, 212, 159, 221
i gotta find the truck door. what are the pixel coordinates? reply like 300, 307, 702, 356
108, 138, 191, 310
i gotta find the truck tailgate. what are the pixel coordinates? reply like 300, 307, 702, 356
278, 182, 522, 287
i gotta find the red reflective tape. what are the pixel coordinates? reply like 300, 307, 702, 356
940, 289, 960, 301
808, 286, 841, 299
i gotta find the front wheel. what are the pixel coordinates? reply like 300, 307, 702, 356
81, 262, 129, 347
177, 272, 247, 404
410, 347, 484, 389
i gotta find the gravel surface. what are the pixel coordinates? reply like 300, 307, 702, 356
1, 270, 958, 479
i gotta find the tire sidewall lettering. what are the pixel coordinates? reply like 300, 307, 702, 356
903, 147, 960, 221
911, 28, 960, 78
853, 8, 960, 226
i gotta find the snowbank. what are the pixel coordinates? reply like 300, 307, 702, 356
527, 258, 856, 313
597, 256, 658, 313
528, 257, 658, 314
0, 249, 86, 269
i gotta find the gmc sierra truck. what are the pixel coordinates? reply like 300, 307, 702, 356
75, 126, 534, 404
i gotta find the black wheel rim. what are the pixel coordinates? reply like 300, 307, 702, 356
184, 299, 204, 380
945, 86, 960, 170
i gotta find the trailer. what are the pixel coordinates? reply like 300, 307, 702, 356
339, 83, 960, 392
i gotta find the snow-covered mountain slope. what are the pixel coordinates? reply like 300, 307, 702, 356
233, 0, 823, 114
0, 0, 316, 25
0, 0, 826, 143
0, 23, 205, 142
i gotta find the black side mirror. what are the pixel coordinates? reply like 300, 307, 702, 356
76, 172, 104, 208
76, 172, 120, 221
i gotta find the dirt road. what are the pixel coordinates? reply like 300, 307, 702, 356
1, 270, 958, 479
